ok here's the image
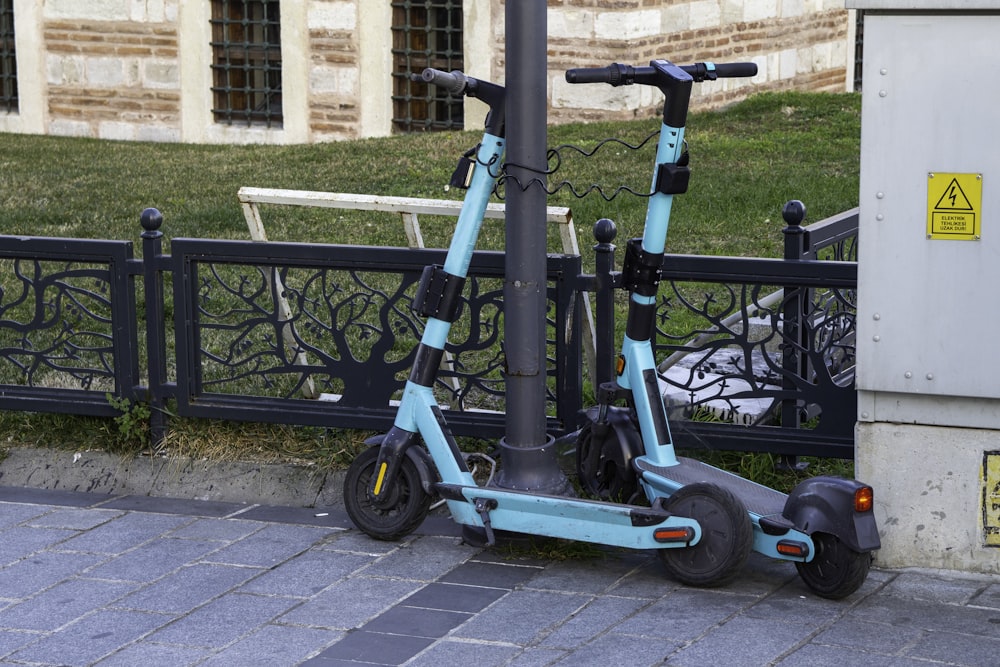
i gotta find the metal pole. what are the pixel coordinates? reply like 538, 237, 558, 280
778, 200, 809, 471
494, 0, 569, 494
140, 208, 168, 448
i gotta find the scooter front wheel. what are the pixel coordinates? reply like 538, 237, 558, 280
343, 445, 431, 541
795, 532, 871, 600
575, 420, 639, 502
658, 483, 753, 587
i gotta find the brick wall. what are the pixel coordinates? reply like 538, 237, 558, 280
40, 1, 181, 142
307, 1, 360, 140
546, 1, 851, 122
45, 20, 181, 141
3, 0, 854, 144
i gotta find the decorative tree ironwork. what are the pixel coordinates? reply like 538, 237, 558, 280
189, 260, 559, 414
0, 258, 119, 393
654, 278, 856, 436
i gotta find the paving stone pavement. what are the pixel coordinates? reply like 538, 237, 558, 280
0, 485, 997, 667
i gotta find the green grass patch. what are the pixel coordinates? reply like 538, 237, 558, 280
0, 91, 861, 479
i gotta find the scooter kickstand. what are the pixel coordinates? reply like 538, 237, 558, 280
473, 497, 498, 546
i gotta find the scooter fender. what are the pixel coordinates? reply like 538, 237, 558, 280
583, 405, 644, 472
363, 435, 438, 497
781, 476, 881, 553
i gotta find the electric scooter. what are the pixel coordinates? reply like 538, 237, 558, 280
344, 60, 880, 599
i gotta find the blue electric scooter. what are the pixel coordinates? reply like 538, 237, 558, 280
344, 60, 880, 599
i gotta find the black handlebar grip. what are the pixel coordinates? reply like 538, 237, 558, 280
419, 68, 469, 95
565, 64, 632, 86
711, 62, 758, 78
566, 67, 609, 84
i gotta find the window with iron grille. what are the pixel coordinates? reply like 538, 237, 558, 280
391, 0, 463, 133
210, 0, 282, 127
853, 10, 865, 92
0, 0, 16, 114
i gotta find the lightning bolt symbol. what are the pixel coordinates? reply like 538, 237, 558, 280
949, 186, 958, 207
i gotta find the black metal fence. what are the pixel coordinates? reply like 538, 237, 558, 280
652, 209, 858, 459
0, 236, 140, 416
0, 207, 858, 458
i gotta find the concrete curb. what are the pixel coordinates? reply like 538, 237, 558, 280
0, 447, 347, 509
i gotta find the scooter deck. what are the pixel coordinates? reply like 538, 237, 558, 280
635, 456, 787, 517
435, 482, 702, 550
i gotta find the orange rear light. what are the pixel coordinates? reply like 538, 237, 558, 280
653, 527, 694, 543
615, 354, 626, 376
776, 540, 809, 558
854, 486, 874, 513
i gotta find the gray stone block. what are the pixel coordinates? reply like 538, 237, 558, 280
525, 552, 652, 594
401, 581, 508, 614
115, 563, 260, 614
553, 633, 680, 667
25, 507, 122, 531
813, 617, 923, 654
197, 623, 342, 667
239, 550, 373, 598
611, 588, 757, 641
318, 630, 434, 664
406, 638, 522, 667
146, 593, 298, 648
540, 595, 649, 649
0, 629, 43, 659
203, 523, 337, 568
852, 594, 1000, 638
363, 604, 472, 638
905, 628, 1000, 665
0, 502, 62, 530
10, 609, 170, 666
0, 550, 103, 599
86, 537, 222, 583
168, 516, 262, 542
0, 526, 77, 565
0, 578, 136, 632
361, 535, 477, 582
451, 589, 590, 644
438, 558, 543, 589
91, 642, 208, 667
55, 511, 190, 554
278, 576, 423, 630
882, 570, 992, 604
776, 643, 902, 666
666, 615, 812, 667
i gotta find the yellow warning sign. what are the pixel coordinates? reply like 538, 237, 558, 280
984, 451, 1000, 547
927, 172, 982, 240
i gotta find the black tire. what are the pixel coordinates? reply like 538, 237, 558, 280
575, 421, 638, 502
658, 483, 753, 588
796, 532, 871, 600
343, 446, 431, 541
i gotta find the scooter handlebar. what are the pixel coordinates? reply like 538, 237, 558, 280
566, 61, 757, 85
415, 68, 469, 95
709, 62, 758, 78
565, 63, 632, 85
413, 68, 506, 135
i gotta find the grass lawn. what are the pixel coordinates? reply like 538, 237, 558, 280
0, 90, 861, 491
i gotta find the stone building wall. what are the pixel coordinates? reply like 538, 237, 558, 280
44, 16, 181, 141
546, 0, 851, 122
0, 0, 855, 144
305, 1, 362, 140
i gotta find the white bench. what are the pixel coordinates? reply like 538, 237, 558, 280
238, 187, 598, 403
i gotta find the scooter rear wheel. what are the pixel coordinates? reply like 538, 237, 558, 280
795, 532, 870, 599
343, 445, 431, 541
658, 483, 753, 587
